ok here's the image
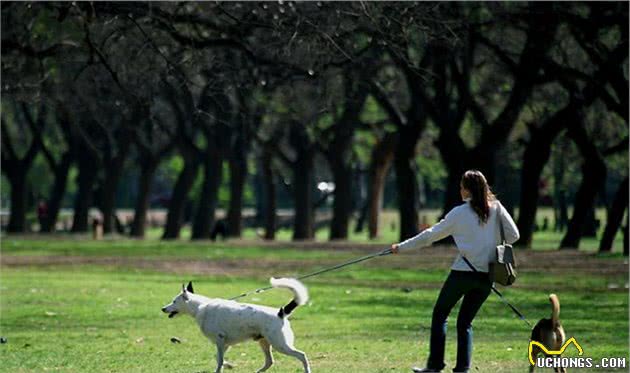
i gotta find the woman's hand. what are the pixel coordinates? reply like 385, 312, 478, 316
391, 244, 399, 254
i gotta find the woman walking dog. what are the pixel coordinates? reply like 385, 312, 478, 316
391, 170, 520, 373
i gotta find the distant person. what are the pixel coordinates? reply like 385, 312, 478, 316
210, 219, 228, 241
37, 199, 48, 231
391, 170, 520, 373
92, 217, 103, 240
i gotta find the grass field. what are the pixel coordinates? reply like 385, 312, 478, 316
1, 237, 628, 372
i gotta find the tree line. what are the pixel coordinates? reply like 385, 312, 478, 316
1, 2, 627, 252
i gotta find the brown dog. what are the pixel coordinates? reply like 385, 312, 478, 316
529, 294, 567, 372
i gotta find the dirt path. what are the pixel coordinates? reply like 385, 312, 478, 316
2, 244, 627, 277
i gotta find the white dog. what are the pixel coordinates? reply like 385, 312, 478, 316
161, 278, 310, 373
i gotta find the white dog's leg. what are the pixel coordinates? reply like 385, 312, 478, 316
268, 332, 310, 373
256, 339, 274, 373
275, 345, 310, 373
214, 337, 226, 373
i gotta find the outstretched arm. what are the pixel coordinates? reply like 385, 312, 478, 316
392, 209, 458, 253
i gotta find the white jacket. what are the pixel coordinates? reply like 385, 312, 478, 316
397, 200, 520, 272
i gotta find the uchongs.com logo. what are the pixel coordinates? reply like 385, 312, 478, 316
529, 337, 627, 370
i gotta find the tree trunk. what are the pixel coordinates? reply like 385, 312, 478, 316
560, 160, 606, 249
130, 159, 158, 238
324, 72, 367, 240
434, 130, 468, 217
7, 170, 27, 233
41, 153, 73, 233
446, 165, 466, 210
329, 157, 352, 240
227, 150, 247, 238
288, 121, 316, 241
101, 155, 128, 234
261, 149, 276, 240
354, 198, 368, 234
582, 206, 598, 237
292, 149, 315, 240
516, 143, 549, 247
102, 134, 131, 234
556, 191, 569, 232
394, 155, 419, 241
2, 117, 42, 233
162, 156, 199, 239
354, 167, 370, 234
394, 122, 426, 241
623, 215, 628, 256
553, 139, 569, 232
71, 154, 99, 233
367, 133, 396, 239
560, 122, 607, 249
468, 146, 499, 187
599, 177, 629, 252
191, 152, 223, 240
516, 106, 574, 247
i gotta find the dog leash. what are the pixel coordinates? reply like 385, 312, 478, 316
461, 256, 532, 328
229, 247, 531, 328
229, 247, 393, 300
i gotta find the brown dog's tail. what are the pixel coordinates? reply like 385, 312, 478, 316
549, 293, 560, 327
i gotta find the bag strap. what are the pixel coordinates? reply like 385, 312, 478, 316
461, 255, 479, 273
460, 254, 531, 327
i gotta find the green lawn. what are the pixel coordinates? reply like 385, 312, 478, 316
1, 238, 628, 372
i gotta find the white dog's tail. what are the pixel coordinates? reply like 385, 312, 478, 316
270, 277, 309, 318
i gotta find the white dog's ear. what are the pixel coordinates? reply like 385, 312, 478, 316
186, 281, 194, 294
181, 283, 189, 300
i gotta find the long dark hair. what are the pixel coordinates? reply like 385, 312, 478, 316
461, 170, 496, 224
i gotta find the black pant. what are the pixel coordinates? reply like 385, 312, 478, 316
426, 270, 492, 372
